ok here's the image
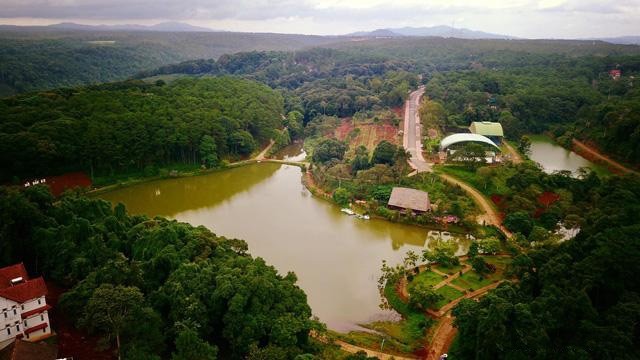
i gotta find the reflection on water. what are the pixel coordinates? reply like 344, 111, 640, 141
271, 141, 307, 162
528, 135, 604, 175
100, 163, 469, 331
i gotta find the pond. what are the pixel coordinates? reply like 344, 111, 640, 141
528, 135, 607, 175
99, 163, 470, 331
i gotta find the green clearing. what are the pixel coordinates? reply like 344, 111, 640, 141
437, 164, 515, 196
434, 285, 465, 309
411, 270, 446, 287
433, 263, 464, 275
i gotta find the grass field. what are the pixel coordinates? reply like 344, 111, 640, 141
451, 256, 510, 291
434, 285, 465, 309
411, 270, 446, 288
433, 263, 464, 275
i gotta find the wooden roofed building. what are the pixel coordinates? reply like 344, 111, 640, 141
387, 187, 431, 214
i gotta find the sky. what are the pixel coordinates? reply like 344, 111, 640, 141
0, 0, 639, 38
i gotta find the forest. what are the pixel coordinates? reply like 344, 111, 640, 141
0, 29, 338, 96
451, 171, 640, 359
0, 185, 319, 359
0, 77, 284, 182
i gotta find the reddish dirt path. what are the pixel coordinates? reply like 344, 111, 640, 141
424, 281, 504, 360
572, 139, 639, 175
438, 173, 513, 239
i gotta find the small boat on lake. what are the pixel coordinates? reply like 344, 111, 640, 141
341, 208, 355, 215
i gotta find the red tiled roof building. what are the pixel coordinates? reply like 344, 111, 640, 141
0, 264, 52, 347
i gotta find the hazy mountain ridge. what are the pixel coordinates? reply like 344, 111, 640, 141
46, 21, 216, 32
348, 25, 516, 39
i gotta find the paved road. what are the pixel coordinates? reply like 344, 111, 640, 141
403, 86, 432, 173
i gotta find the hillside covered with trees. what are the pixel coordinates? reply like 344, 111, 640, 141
0, 77, 284, 183
0, 185, 320, 359
0, 29, 340, 96
452, 173, 640, 359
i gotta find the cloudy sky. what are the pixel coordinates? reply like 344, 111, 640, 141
0, 0, 639, 38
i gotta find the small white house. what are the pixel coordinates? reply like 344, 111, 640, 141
0, 263, 52, 348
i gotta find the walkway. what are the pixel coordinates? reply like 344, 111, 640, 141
312, 332, 417, 360
403, 86, 432, 173
572, 139, 639, 175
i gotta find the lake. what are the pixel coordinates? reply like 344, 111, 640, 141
99, 163, 469, 331
528, 135, 606, 175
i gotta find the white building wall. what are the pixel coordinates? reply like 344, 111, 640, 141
0, 296, 52, 343
21, 296, 45, 313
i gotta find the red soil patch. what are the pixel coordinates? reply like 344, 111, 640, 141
391, 106, 404, 119
47, 281, 115, 360
490, 194, 504, 206
334, 120, 355, 141
538, 191, 560, 208
24, 172, 92, 197
375, 123, 399, 144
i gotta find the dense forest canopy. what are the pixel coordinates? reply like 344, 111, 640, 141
0, 29, 341, 96
0, 77, 284, 182
452, 172, 640, 359
0, 185, 318, 359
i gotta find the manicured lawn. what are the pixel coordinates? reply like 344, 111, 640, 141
433, 263, 463, 275
411, 270, 446, 288
451, 270, 501, 291
434, 285, 465, 309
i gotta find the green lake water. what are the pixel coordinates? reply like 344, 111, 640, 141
528, 135, 607, 175
100, 163, 469, 331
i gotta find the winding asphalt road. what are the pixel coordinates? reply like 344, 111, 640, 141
403, 86, 432, 173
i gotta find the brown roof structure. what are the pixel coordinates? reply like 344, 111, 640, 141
0, 339, 57, 360
388, 187, 431, 212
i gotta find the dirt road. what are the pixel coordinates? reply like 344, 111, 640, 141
438, 173, 512, 239
502, 141, 523, 164
572, 139, 639, 175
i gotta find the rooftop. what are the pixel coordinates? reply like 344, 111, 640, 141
469, 121, 504, 137
440, 133, 501, 151
0, 339, 57, 360
0, 264, 47, 303
0, 264, 28, 289
388, 187, 431, 212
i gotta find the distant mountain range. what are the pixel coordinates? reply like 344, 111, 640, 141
46, 21, 216, 32
590, 36, 640, 45
347, 26, 517, 39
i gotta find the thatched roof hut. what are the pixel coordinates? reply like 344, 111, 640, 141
388, 187, 431, 213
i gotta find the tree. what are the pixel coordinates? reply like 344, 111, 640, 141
470, 256, 493, 276
504, 211, 534, 236
80, 284, 145, 360
518, 135, 532, 157
312, 139, 346, 163
450, 143, 487, 169
422, 242, 460, 268
350, 145, 371, 173
199, 135, 218, 168
172, 328, 218, 360
371, 140, 398, 165
333, 187, 352, 207
408, 281, 443, 310
477, 237, 500, 255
